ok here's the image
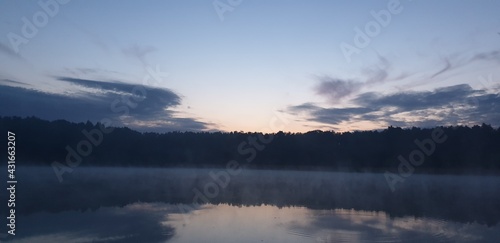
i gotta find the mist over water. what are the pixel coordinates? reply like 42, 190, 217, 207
2, 166, 500, 242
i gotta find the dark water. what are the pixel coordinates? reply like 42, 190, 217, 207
2, 167, 500, 242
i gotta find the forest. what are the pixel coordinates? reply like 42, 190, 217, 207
1, 116, 500, 174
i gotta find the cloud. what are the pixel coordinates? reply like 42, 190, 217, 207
290, 102, 373, 125
296, 49, 500, 129
122, 44, 157, 65
0, 79, 30, 86
63, 67, 122, 76
468, 93, 500, 123
288, 102, 320, 113
315, 55, 395, 103
0, 42, 23, 60
0, 78, 210, 132
430, 58, 452, 78
289, 84, 500, 128
430, 49, 500, 79
471, 50, 500, 63
315, 77, 363, 102
57, 77, 183, 120
312, 106, 374, 125
362, 54, 391, 84
354, 84, 476, 112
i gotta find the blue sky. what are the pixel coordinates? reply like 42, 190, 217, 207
1, 0, 499, 132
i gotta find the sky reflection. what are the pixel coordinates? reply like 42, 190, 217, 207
159, 204, 500, 243
8, 167, 500, 226
7, 202, 175, 243
7, 203, 500, 243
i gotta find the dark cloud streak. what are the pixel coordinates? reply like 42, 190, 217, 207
1, 79, 30, 86
290, 84, 500, 128
0, 78, 209, 132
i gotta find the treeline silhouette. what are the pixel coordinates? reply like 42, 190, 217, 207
2, 116, 500, 173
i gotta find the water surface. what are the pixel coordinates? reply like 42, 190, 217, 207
2, 167, 500, 242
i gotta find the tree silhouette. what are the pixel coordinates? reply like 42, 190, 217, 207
1, 116, 499, 173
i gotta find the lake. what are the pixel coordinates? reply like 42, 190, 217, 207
2, 167, 500, 242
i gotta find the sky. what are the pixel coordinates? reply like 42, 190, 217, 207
0, 0, 499, 133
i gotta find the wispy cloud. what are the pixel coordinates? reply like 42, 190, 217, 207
471, 50, 500, 63
430, 49, 500, 79
362, 54, 391, 84
296, 47, 500, 130
430, 58, 452, 78
0, 42, 23, 60
122, 44, 157, 66
314, 55, 395, 103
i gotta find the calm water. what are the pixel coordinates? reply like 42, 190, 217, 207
2, 167, 500, 242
